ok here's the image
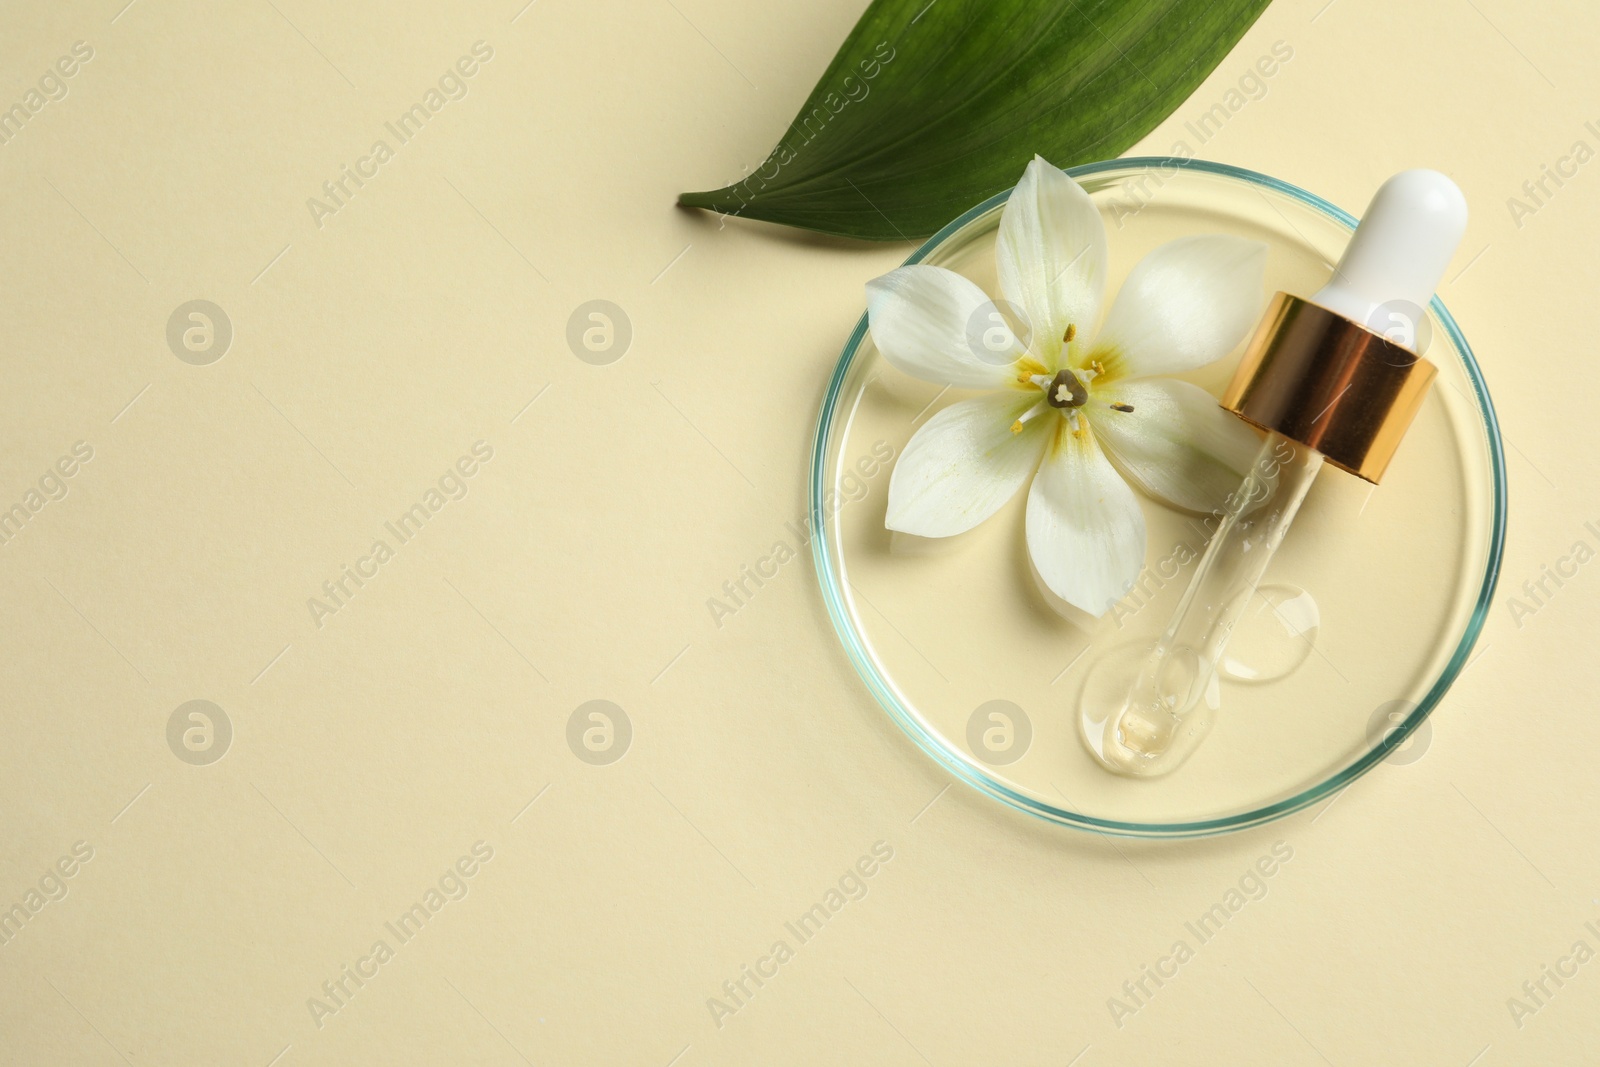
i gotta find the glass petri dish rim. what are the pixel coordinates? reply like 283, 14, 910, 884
809, 155, 1508, 839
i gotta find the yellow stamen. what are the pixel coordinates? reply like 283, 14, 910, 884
1064, 323, 1077, 344
1012, 398, 1050, 434
1013, 355, 1048, 383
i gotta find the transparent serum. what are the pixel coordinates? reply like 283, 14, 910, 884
1080, 170, 1470, 778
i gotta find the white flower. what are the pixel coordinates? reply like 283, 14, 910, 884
867, 156, 1268, 616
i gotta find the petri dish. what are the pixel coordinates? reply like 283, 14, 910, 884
810, 157, 1505, 837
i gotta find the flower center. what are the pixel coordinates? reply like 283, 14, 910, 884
1009, 336, 1135, 435
1044, 368, 1088, 409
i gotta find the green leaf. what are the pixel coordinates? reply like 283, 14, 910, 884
679, 0, 1273, 240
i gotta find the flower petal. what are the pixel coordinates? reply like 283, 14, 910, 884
866, 265, 1022, 389
1025, 425, 1145, 617
886, 392, 1050, 537
1091, 378, 1265, 514
996, 156, 1107, 365
1092, 235, 1267, 379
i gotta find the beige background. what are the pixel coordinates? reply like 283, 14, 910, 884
0, 0, 1594, 1063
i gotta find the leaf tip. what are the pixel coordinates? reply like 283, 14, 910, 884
676, 189, 721, 210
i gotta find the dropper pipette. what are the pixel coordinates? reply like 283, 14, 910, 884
1081, 170, 1469, 777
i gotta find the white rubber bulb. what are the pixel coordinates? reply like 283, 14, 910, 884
1311, 169, 1469, 339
